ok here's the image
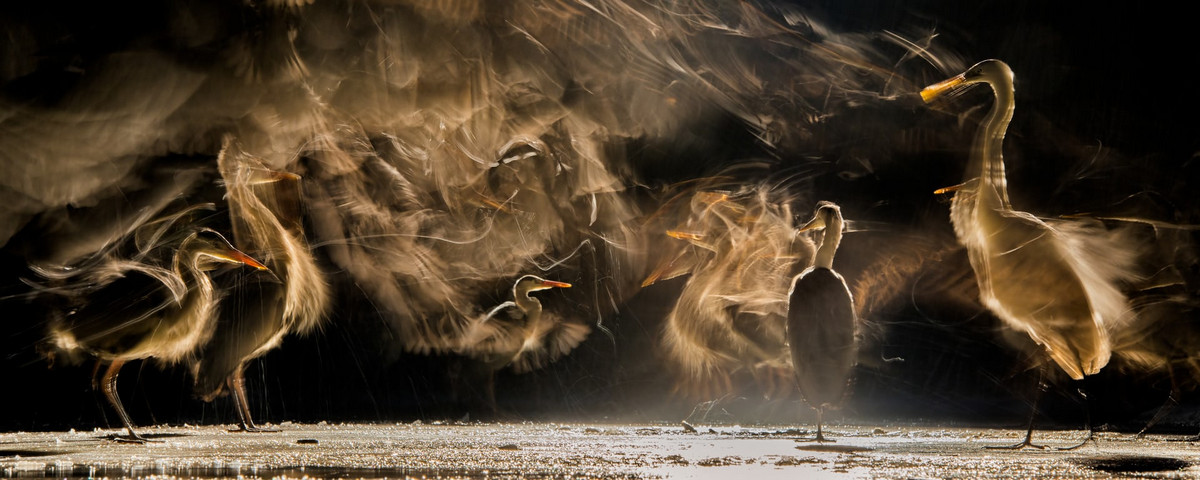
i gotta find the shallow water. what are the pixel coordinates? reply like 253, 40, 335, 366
2, 422, 1199, 479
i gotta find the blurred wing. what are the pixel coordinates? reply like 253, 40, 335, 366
458, 301, 523, 357
509, 321, 592, 374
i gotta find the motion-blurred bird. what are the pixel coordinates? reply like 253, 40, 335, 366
787, 201, 857, 442
922, 59, 1139, 449
457, 274, 583, 414
649, 186, 814, 399
42, 228, 268, 442
192, 139, 330, 432
461, 274, 584, 373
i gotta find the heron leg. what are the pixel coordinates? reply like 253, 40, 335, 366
1058, 380, 1097, 451
1138, 363, 1180, 439
986, 365, 1047, 450
795, 407, 835, 443
228, 367, 278, 433
485, 370, 499, 417
99, 359, 152, 443
814, 408, 835, 443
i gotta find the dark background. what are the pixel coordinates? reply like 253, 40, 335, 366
1, 0, 1197, 433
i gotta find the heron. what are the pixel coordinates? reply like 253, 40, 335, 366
456, 274, 582, 414
787, 201, 857, 442
921, 59, 1139, 450
192, 139, 330, 432
461, 274, 584, 372
650, 187, 813, 400
43, 228, 268, 442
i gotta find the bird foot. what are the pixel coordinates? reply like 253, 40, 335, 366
794, 432, 836, 443
984, 437, 1047, 450
1056, 431, 1096, 451
231, 424, 280, 433
108, 434, 160, 444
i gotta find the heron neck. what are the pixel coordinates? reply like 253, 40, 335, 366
812, 215, 843, 270
515, 288, 544, 326
173, 250, 213, 308
972, 79, 1015, 208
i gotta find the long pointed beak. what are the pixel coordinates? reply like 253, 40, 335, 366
920, 74, 965, 103
934, 184, 962, 195
666, 230, 704, 241
541, 280, 572, 289
219, 249, 271, 271
247, 168, 302, 185
797, 216, 826, 233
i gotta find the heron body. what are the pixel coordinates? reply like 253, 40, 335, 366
923, 59, 1138, 448
651, 188, 813, 398
923, 59, 1136, 382
45, 229, 267, 441
787, 201, 856, 442
192, 139, 330, 431
788, 268, 856, 408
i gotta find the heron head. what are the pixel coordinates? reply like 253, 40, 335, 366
515, 274, 572, 294
921, 59, 1014, 103
798, 201, 842, 233
186, 228, 271, 272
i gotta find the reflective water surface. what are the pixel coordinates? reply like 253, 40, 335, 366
2, 423, 1198, 479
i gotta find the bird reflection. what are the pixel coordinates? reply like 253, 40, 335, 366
788, 201, 857, 442
39, 228, 268, 442
192, 139, 331, 432
922, 59, 1141, 450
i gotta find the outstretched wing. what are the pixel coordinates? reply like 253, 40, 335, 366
509, 319, 592, 373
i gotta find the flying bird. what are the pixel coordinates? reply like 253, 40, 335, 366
460, 274, 585, 373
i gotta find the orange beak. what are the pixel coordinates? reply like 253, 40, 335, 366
227, 250, 270, 271
933, 184, 962, 195
666, 230, 704, 241
541, 280, 572, 289
920, 74, 965, 103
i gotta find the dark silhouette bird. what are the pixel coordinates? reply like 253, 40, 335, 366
787, 201, 857, 442
922, 59, 1139, 450
42, 228, 268, 442
192, 139, 330, 432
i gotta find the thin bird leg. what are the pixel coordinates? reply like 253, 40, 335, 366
90, 359, 103, 391
99, 359, 151, 443
485, 370, 499, 417
986, 364, 1048, 450
228, 367, 279, 433
796, 407, 834, 443
814, 408, 833, 443
1058, 378, 1097, 451
1138, 362, 1180, 439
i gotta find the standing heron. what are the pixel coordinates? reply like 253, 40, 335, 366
787, 201, 857, 443
192, 139, 330, 432
43, 228, 268, 442
921, 59, 1138, 449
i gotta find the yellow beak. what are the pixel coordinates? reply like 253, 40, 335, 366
920, 74, 965, 103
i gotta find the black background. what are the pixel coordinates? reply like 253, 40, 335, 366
1, 0, 1196, 433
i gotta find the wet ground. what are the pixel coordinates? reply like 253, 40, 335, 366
2, 422, 1199, 479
